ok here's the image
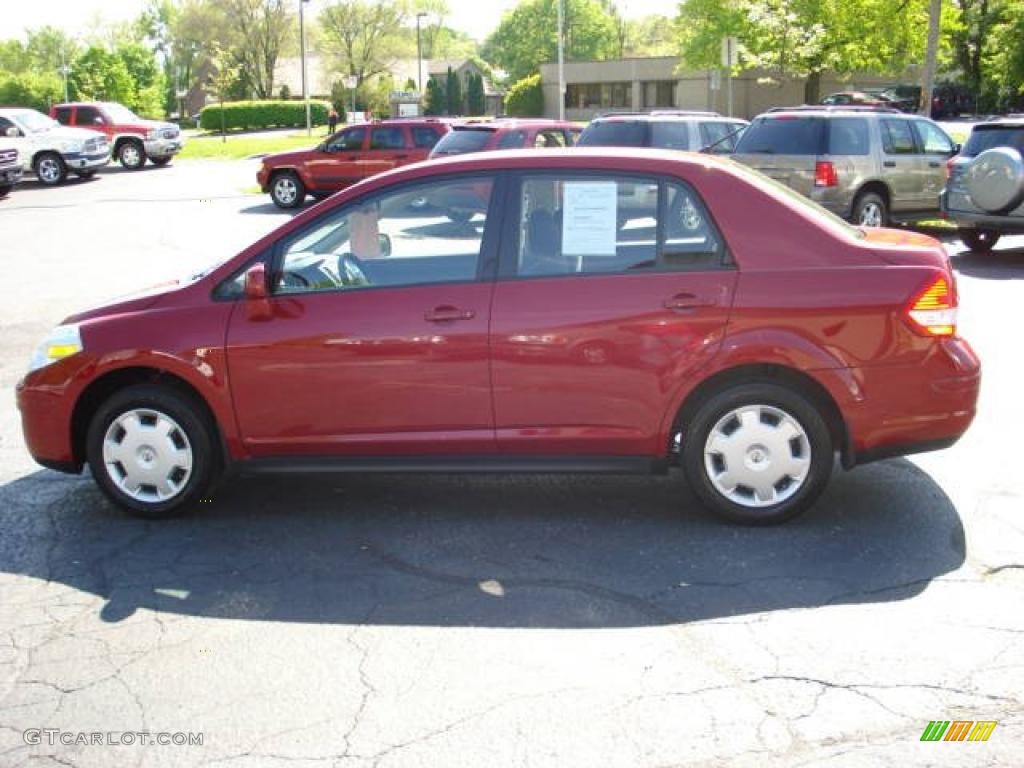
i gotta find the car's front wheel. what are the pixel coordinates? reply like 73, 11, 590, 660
34, 152, 67, 186
118, 140, 146, 170
270, 171, 305, 209
682, 382, 833, 525
958, 227, 1000, 253
852, 191, 888, 228
86, 384, 219, 519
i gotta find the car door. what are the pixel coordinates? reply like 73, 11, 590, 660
361, 125, 414, 177
307, 126, 366, 189
74, 105, 113, 142
912, 119, 955, 209
225, 173, 503, 457
490, 172, 737, 456
878, 118, 925, 211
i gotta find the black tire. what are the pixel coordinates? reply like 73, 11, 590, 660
958, 227, 1000, 253
150, 156, 172, 167
0, 184, 11, 197
118, 140, 146, 170
681, 382, 833, 525
34, 152, 67, 186
86, 384, 220, 519
270, 170, 306, 209
851, 191, 888, 228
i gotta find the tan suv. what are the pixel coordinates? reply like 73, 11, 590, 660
733, 107, 958, 227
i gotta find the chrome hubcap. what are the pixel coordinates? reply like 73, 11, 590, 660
102, 409, 193, 503
38, 158, 60, 182
274, 178, 297, 204
121, 145, 141, 166
704, 404, 811, 508
859, 202, 883, 227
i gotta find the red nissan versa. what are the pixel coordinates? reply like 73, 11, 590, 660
16, 149, 980, 525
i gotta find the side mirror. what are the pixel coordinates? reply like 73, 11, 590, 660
244, 263, 271, 320
6, 126, 19, 138
951, 143, 961, 155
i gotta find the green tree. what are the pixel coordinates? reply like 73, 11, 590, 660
206, 46, 241, 140
505, 72, 544, 116
69, 46, 135, 103
445, 65, 462, 113
466, 71, 485, 114
482, 0, 620, 82
223, 0, 294, 98
0, 72, 63, 111
116, 42, 166, 116
320, 0, 409, 88
424, 76, 445, 114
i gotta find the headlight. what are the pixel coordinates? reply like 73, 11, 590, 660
29, 325, 83, 373
59, 140, 84, 153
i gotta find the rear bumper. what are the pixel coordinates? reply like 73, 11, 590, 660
940, 189, 1024, 232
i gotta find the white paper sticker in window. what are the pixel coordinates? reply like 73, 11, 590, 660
562, 182, 618, 256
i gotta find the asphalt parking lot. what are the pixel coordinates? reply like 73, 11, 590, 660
1, 160, 1023, 767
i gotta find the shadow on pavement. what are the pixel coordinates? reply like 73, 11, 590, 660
0, 460, 964, 628
950, 247, 1024, 279
239, 201, 292, 215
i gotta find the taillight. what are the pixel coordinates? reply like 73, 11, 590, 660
814, 161, 838, 187
906, 274, 957, 337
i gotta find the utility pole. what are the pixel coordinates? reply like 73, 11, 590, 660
557, 0, 565, 120
59, 48, 71, 102
921, 0, 941, 117
300, 0, 311, 137
416, 12, 428, 94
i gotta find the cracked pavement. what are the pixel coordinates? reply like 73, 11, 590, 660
1, 162, 1022, 766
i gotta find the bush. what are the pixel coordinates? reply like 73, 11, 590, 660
0, 72, 63, 113
505, 73, 544, 117
199, 99, 330, 131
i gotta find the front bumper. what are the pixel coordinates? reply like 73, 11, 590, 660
62, 149, 112, 171
16, 354, 93, 474
0, 165, 22, 186
144, 136, 185, 159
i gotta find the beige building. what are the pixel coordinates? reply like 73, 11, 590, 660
539, 57, 916, 121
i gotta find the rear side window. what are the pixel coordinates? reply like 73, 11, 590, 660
734, 117, 824, 155
577, 120, 647, 147
412, 127, 442, 149
650, 121, 691, 150
431, 128, 494, 156
497, 130, 527, 149
962, 126, 1024, 157
370, 127, 405, 149
881, 119, 916, 154
76, 106, 104, 126
53, 107, 73, 125
826, 118, 870, 155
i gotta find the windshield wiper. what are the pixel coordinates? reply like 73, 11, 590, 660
698, 125, 747, 154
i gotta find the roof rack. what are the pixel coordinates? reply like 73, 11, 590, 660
766, 105, 901, 114
595, 110, 725, 119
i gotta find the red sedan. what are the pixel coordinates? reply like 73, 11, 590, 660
17, 149, 979, 524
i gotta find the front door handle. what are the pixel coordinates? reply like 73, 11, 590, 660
883, 160, 896, 168
663, 293, 717, 311
425, 305, 475, 322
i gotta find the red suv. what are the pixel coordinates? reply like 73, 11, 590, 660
428, 118, 581, 158
51, 102, 184, 169
258, 118, 452, 209
17, 149, 980, 525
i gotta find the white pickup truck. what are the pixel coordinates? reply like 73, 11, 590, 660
0, 107, 111, 186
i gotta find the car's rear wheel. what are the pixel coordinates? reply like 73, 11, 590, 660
270, 171, 305, 209
682, 382, 833, 525
958, 227, 1001, 253
34, 152, 67, 186
118, 140, 146, 170
852, 191, 888, 228
150, 157, 172, 167
86, 384, 219, 519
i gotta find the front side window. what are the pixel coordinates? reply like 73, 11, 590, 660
276, 177, 494, 294
496, 130, 527, 149
881, 119, 916, 154
53, 107, 73, 125
370, 126, 405, 150
515, 175, 724, 278
912, 120, 954, 154
534, 130, 566, 148
329, 127, 365, 152
76, 106, 104, 126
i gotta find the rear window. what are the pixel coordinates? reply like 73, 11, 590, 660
962, 126, 1024, 157
430, 128, 494, 156
577, 120, 648, 147
734, 116, 825, 155
650, 121, 690, 150
826, 117, 870, 155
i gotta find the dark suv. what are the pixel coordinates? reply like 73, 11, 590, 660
942, 118, 1024, 252
578, 111, 749, 154
733, 107, 957, 226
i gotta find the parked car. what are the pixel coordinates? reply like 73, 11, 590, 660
51, 101, 184, 169
429, 118, 581, 159
577, 111, 749, 154
931, 83, 975, 119
941, 117, 1024, 251
821, 92, 890, 108
0, 108, 110, 185
17, 148, 979, 525
0, 141, 21, 197
258, 118, 453, 209
732, 106, 958, 226
866, 85, 922, 113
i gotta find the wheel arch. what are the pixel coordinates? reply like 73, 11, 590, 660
113, 134, 145, 152
71, 366, 227, 469
854, 180, 891, 209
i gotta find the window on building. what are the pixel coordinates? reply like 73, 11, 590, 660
642, 81, 675, 109
565, 82, 632, 110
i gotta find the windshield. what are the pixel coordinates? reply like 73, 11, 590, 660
103, 103, 141, 123
430, 128, 494, 156
578, 120, 648, 147
963, 126, 1024, 156
725, 158, 865, 240
14, 110, 58, 133
735, 116, 826, 155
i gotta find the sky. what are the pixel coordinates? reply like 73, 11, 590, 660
5, 0, 671, 43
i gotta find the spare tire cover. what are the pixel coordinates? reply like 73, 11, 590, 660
964, 146, 1024, 214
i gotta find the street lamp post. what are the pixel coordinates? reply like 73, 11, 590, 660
300, 0, 311, 137
416, 12, 428, 94
59, 49, 71, 103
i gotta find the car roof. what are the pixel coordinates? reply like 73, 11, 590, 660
761, 106, 903, 117
593, 111, 739, 122
976, 118, 1024, 129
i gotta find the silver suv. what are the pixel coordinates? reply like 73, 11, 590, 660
733, 107, 957, 227
942, 118, 1024, 252
577, 111, 749, 153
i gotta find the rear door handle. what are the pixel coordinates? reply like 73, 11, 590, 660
425, 305, 475, 322
663, 293, 717, 311
883, 160, 896, 168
